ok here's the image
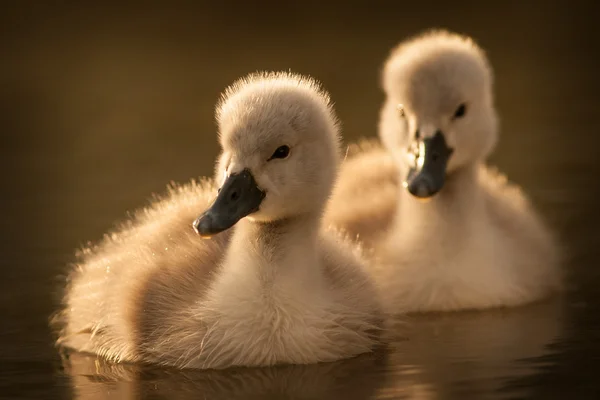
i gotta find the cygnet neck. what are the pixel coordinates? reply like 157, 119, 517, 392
241, 212, 320, 248
396, 163, 483, 231
227, 210, 323, 287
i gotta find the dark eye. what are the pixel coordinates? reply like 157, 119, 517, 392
268, 145, 290, 161
453, 103, 467, 119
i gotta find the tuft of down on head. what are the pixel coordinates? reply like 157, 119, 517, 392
382, 29, 493, 97
212, 71, 342, 222
379, 29, 498, 173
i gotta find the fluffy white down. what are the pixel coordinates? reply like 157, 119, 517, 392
324, 30, 562, 313
55, 71, 382, 369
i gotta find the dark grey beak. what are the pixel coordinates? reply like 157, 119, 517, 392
404, 131, 454, 199
193, 169, 265, 237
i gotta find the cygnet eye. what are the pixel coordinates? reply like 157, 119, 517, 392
453, 103, 467, 119
268, 145, 290, 161
397, 104, 406, 118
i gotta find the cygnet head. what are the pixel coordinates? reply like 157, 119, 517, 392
194, 71, 341, 237
379, 30, 498, 199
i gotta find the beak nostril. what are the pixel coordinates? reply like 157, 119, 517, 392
230, 190, 239, 201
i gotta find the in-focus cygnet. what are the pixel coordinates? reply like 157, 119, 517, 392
54, 71, 382, 369
325, 30, 562, 313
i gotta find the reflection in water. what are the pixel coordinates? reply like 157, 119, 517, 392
378, 300, 565, 398
61, 300, 564, 399
62, 349, 389, 400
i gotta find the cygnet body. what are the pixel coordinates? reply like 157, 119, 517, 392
55, 72, 382, 369
325, 30, 562, 313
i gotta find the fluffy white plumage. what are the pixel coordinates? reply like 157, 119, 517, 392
55, 71, 382, 369
325, 30, 562, 313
